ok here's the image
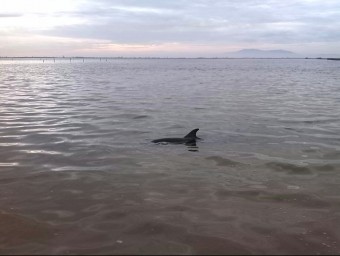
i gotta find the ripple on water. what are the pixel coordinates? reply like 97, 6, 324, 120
213, 189, 330, 209
206, 156, 243, 167
0, 162, 19, 167
266, 162, 312, 175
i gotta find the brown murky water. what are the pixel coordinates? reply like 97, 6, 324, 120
1, 59, 340, 254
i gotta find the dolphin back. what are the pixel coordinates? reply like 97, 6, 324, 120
152, 128, 200, 144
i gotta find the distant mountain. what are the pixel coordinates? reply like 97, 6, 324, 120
226, 49, 300, 58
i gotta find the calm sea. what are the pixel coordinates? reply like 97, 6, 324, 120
0, 58, 340, 254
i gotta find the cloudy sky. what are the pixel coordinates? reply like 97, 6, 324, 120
0, 0, 339, 57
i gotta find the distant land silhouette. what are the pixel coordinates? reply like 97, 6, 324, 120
1, 51, 340, 60
226, 49, 300, 58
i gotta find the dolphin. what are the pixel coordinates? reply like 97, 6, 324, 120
152, 128, 200, 145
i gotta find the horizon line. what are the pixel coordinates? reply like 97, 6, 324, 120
0, 56, 330, 60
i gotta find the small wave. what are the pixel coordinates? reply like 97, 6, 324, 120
259, 193, 330, 209
279, 118, 340, 124
266, 162, 312, 175
0, 162, 19, 166
312, 164, 338, 172
206, 156, 242, 167
43, 210, 75, 218
0, 142, 32, 147
214, 189, 330, 209
133, 115, 150, 119
285, 141, 340, 151
18, 149, 70, 156
225, 131, 297, 139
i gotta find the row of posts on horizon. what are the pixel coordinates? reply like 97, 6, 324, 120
43, 58, 109, 63
1, 57, 177, 62
0, 57, 126, 63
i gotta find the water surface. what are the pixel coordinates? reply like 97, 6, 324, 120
1, 59, 340, 254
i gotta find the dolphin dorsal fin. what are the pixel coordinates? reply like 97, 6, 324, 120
184, 128, 199, 138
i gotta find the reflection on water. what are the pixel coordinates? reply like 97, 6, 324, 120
153, 140, 199, 151
187, 145, 199, 152
0, 59, 340, 254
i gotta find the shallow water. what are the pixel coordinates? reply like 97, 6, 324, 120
1, 58, 340, 254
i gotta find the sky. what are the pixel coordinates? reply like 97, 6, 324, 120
0, 0, 339, 57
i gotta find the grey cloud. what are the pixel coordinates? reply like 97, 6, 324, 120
42, 0, 340, 45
